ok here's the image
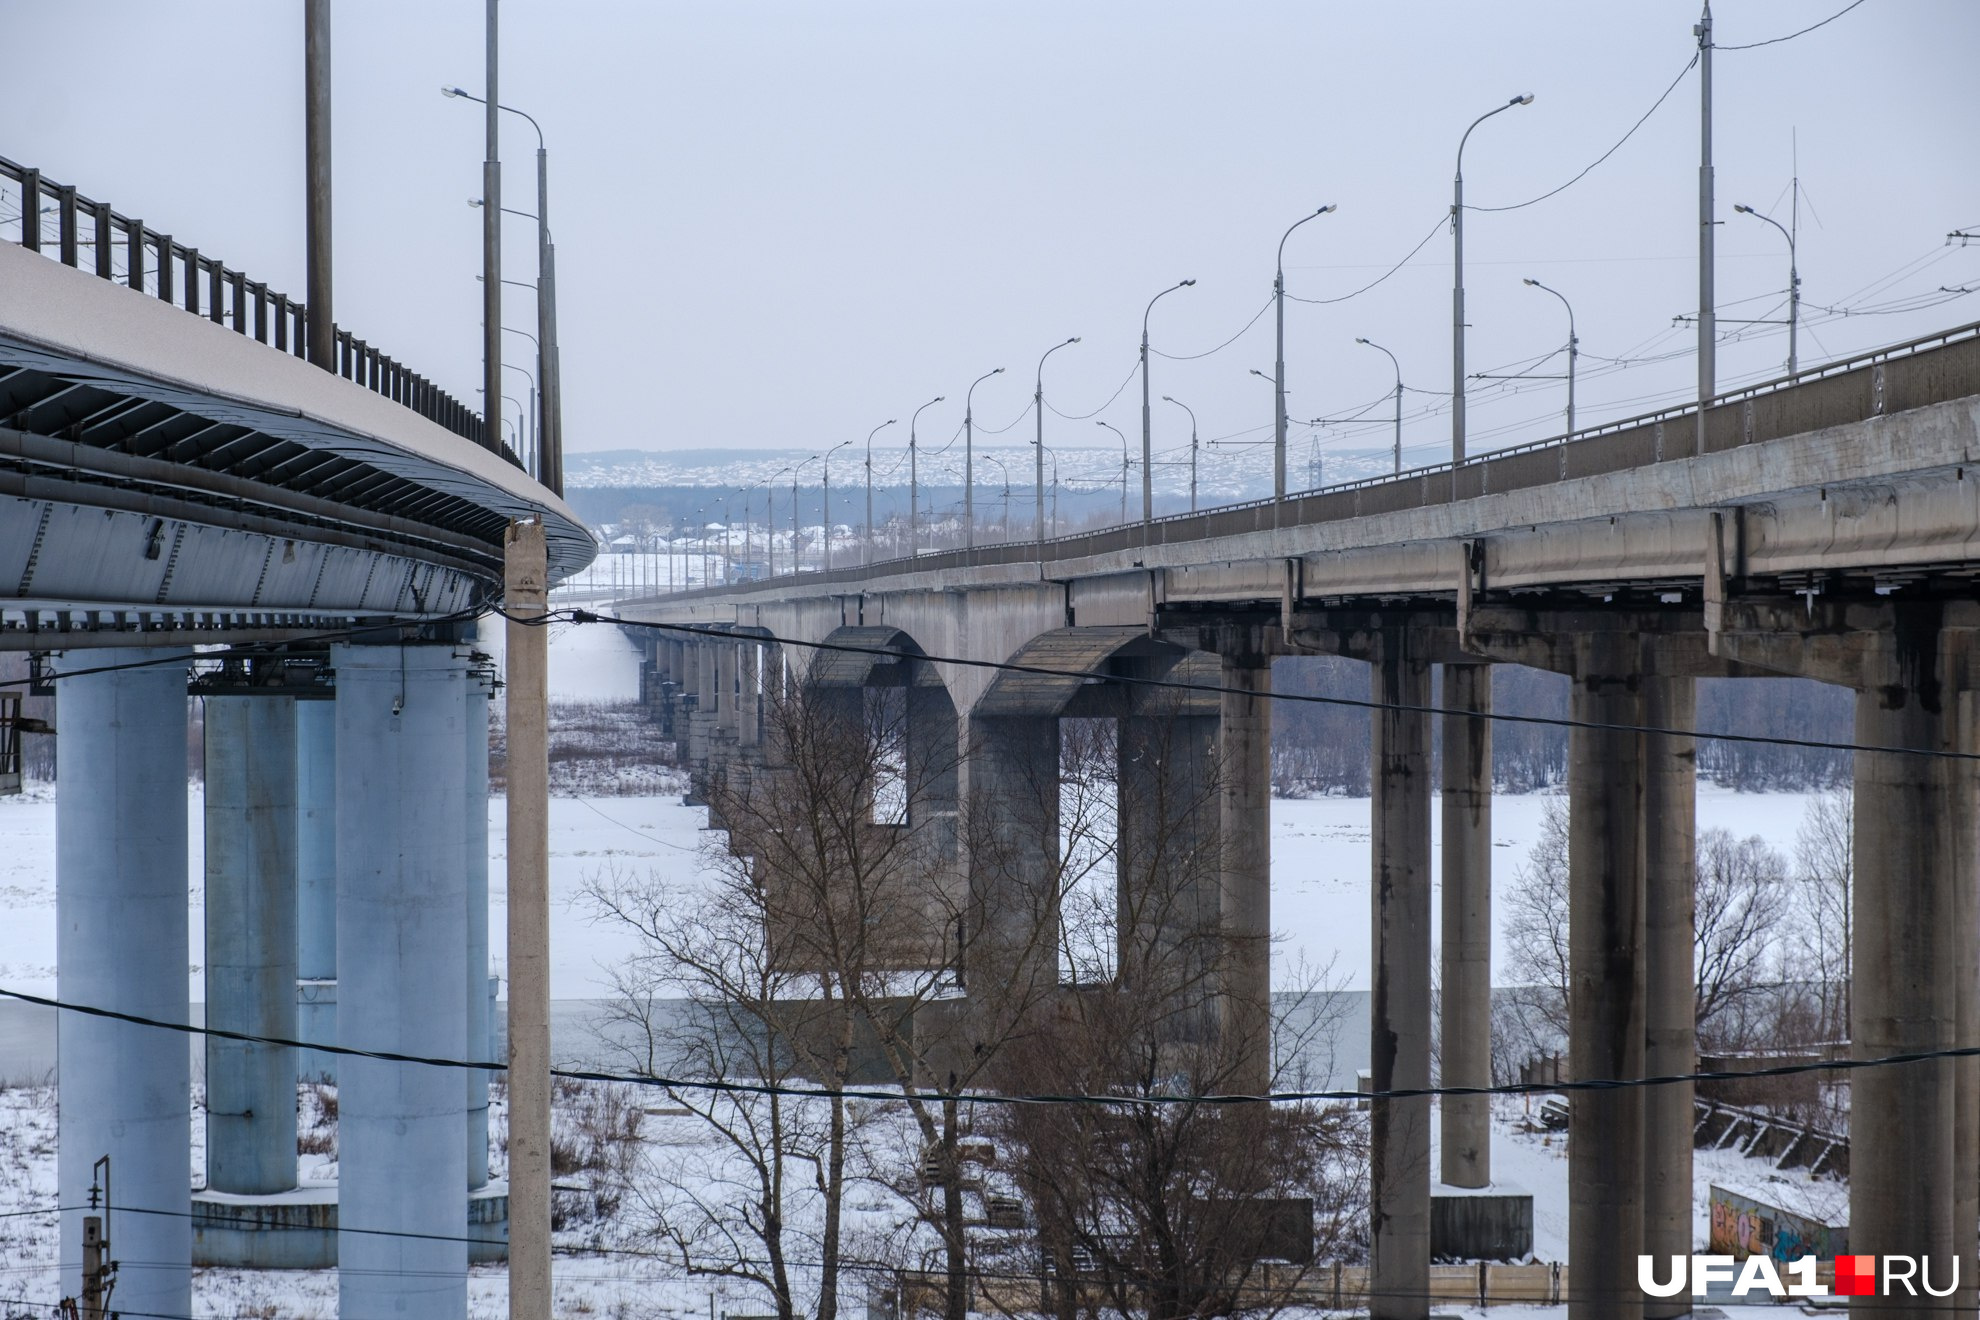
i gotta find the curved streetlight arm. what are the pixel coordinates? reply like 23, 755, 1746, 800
1161, 395, 1197, 430
1036, 336, 1080, 393
442, 86, 544, 150
1521, 278, 1576, 343
1456, 94, 1535, 181
1143, 279, 1197, 337
1276, 205, 1338, 275
966, 367, 1005, 416
1355, 336, 1400, 379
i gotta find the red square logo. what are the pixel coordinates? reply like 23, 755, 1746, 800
1835, 1256, 1877, 1296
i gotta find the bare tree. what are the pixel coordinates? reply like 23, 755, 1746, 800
1793, 788, 1853, 1043
1497, 797, 1571, 1067
1693, 828, 1790, 1050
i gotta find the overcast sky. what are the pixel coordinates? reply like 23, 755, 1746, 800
7, 1, 1978, 479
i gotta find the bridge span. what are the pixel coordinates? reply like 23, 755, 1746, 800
1, 151, 590, 1319
626, 322, 1980, 1320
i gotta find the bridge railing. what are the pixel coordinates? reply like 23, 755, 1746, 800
0, 154, 520, 470
654, 316, 1980, 601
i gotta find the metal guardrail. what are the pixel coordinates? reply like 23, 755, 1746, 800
659, 316, 1980, 604
0, 154, 518, 469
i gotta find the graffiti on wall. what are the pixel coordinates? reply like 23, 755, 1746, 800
1707, 1186, 1847, 1264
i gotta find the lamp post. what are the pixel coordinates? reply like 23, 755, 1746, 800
444, 84, 561, 494
766, 466, 792, 578
1521, 278, 1579, 436
863, 418, 897, 567
980, 455, 1011, 540
1453, 93, 1535, 471
793, 455, 821, 572
1161, 396, 1200, 511
1034, 336, 1079, 559
1097, 420, 1130, 526
502, 359, 537, 471
1733, 203, 1800, 375
1274, 206, 1337, 502
964, 367, 1004, 551
1355, 338, 1404, 474
908, 395, 943, 557
1141, 279, 1195, 527
821, 439, 852, 574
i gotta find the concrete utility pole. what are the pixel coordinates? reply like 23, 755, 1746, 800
481, 0, 502, 462
505, 518, 551, 1320
1035, 337, 1078, 564
1696, 1, 1715, 455
1355, 338, 1403, 474
1140, 279, 1194, 530
963, 367, 1002, 552
1452, 94, 1533, 473
303, 0, 332, 371
908, 395, 941, 558
863, 419, 895, 567
1274, 207, 1334, 505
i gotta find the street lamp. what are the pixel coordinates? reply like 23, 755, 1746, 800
820, 439, 853, 573
1452, 93, 1536, 470
765, 465, 793, 578
964, 367, 1004, 551
793, 454, 823, 573
908, 395, 943, 557
1034, 336, 1079, 557
1141, 279, 1196, 528
1274, 205, 1337, 502
1522, 278, 1579, 436
1097, 420, 1130, 526
1734, 202, 1800, 375
1355, 338, 1404, 473
1161, 396, 1200, 512
863, 418, 898, 567
444, 84, 562, 494
981, 455, 1011, 540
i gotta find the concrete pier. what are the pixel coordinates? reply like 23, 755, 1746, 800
203, 694, 299, 1195
738, 639, 761, 748
1642, 674, 1696, 1318
1369, 639, 1431, 1320
1567, 634, 1645, 1320
465, 673, 493, 1191
296, 697, 337, 1082
1216, 650, 1273, 1095
1849, 619, 1958, 1308
964, 714, 1061, 1001
1116, 689, 1221, 1022
332, 643, 470, 1320
1438, 662, 1492, 1189
56, 648, 192, 1320
714, 639, 738, 740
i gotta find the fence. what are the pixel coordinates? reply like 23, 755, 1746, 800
0, 154, 516, 469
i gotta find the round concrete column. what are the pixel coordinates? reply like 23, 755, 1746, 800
296, 697, 337, 1083
1566, 635, 1645, 1320
1438, 662, 1493, 1189
465, 674, 493, 1190
1216, 651, 1273, 1096
55, 647, 192, 1320
1850, 621, 1958, 1310
332, 643, 469, 1320
1642, 675, 1696, 1319
203, 693, 300, 1194
1370, 641, 1431, 1320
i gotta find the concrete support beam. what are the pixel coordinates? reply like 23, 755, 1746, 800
1438, 662, 1493, 1190
203, 694, 300, 1195
1217, 649, 1273, 1097
1567, 633, 1645, 1320
1850, 618, 1960, 1309
296, 698, 337, 1083
714, 640, 738, 740
1642, 675, 1696, 1318
465, 673, 493, 1191
333, 643, 469, 1320
738, 640, 761, 748
1117, 699, 1221, 1040
56, 647, 192, 1320
964, 714, 1061, 1004
1370, 637, 1432, 1320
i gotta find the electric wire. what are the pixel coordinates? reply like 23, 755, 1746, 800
572, 608, 1973, 764
1718, 0, 1871, 49
1282, 215, 1444, 306
1147, 298, 1272, 362
0, 983, 1966, 1106
1044, 357, 1138, 420
1468, 54, 1697, 214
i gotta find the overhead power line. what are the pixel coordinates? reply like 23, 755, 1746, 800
570, 608, 1971, 763
1718, 0, 1871, 50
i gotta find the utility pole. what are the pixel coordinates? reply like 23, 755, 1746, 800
1696, 0, 1716, 455
303, 0, 333, 372
481, 0, 504, 466
76, 1155, 116, 1320
506, 516, 551, 1320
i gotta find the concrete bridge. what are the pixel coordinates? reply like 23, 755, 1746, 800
0, 153, 589, 1317
627, 320, 1980, 1319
